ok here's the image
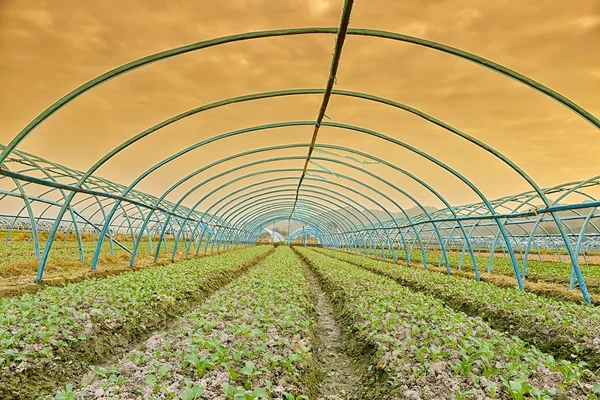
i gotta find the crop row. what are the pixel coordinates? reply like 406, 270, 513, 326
0, 245, 272, 399
0, 237, 218, 279
359, 247, 600, 304
378, 248, 600, 293
314, 247, 600, 370
296, 247, 598, 399
64, 246, 315, 400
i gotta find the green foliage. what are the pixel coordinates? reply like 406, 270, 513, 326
0, 246, 271, 372
66, 247, 313, 398
55, 384, 78, 400
297, 247, 597, 398
316, 247, 600, 365
180, 381, 204, 400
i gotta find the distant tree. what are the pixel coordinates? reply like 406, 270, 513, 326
273, 227, 287, 237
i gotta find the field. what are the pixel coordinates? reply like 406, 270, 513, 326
1, 243, 599, 399
0, 231, 224, 298
368, 248, 600, 304
390, 249, 600, 293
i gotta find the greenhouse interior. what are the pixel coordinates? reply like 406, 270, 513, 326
1, 0, 599, 399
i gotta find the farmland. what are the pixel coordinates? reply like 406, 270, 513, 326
0, 245, 271, 398
296, 247, 600, 399
358, 247, 600, 303
0, 243, 598, 399
313, 247, 600, 369
71, 246, 316, 399
0, 231, 223, 298
389, 249, 600, 294
3, 0, 600, 397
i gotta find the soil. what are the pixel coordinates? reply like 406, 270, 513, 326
304, 266, 362, 400
2, 248, 273, 400
0, 250, 230, 299
72, 248, 313, 399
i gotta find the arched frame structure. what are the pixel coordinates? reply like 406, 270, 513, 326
1, 0, 598, 302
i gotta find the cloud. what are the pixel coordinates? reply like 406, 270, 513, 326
307, 0, 332, 16
0, 0, 599, 209
575, 16, 600, 30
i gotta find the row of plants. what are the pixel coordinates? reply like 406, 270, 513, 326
314, 247, 600, 370
0, 245, 272, 399
376, 247, 600, 293
64, 246, 315, 399
351, 247, 600, 304
296, 247, 599, 399
0, 236, 218, 279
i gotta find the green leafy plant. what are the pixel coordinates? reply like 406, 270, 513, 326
183, 353, 212, 377
505, 377, 533, 400
55, 384, 77, 400
89, 365, 107, 379
180, 381, 205, 400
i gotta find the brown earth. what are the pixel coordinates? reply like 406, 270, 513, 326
304, 265, 362, 400
0, 250, 230, 299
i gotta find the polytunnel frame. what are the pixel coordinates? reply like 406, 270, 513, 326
0, 0, 598, 302
286, 226, 322, 246
196, 175, 386, 256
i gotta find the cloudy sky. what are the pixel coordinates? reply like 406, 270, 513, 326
0, 0, 599, 215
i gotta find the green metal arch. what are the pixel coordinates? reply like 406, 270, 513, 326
1, 22, 597, 303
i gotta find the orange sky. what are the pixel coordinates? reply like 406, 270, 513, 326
0, 0, 599, 215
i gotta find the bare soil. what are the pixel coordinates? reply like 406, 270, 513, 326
304, 266, 362, 400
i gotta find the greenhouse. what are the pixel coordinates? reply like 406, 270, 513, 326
1, 0, 599, 398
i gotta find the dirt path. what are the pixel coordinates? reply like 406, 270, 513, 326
303, 266, 362, 400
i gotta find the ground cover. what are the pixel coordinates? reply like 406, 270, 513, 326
314, 247, 600, 371
378, 248, 600, 294
64, 246, 316, 399
296, 247, 599, 400
0, 234, 232, 298
0, 245, 272, 399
